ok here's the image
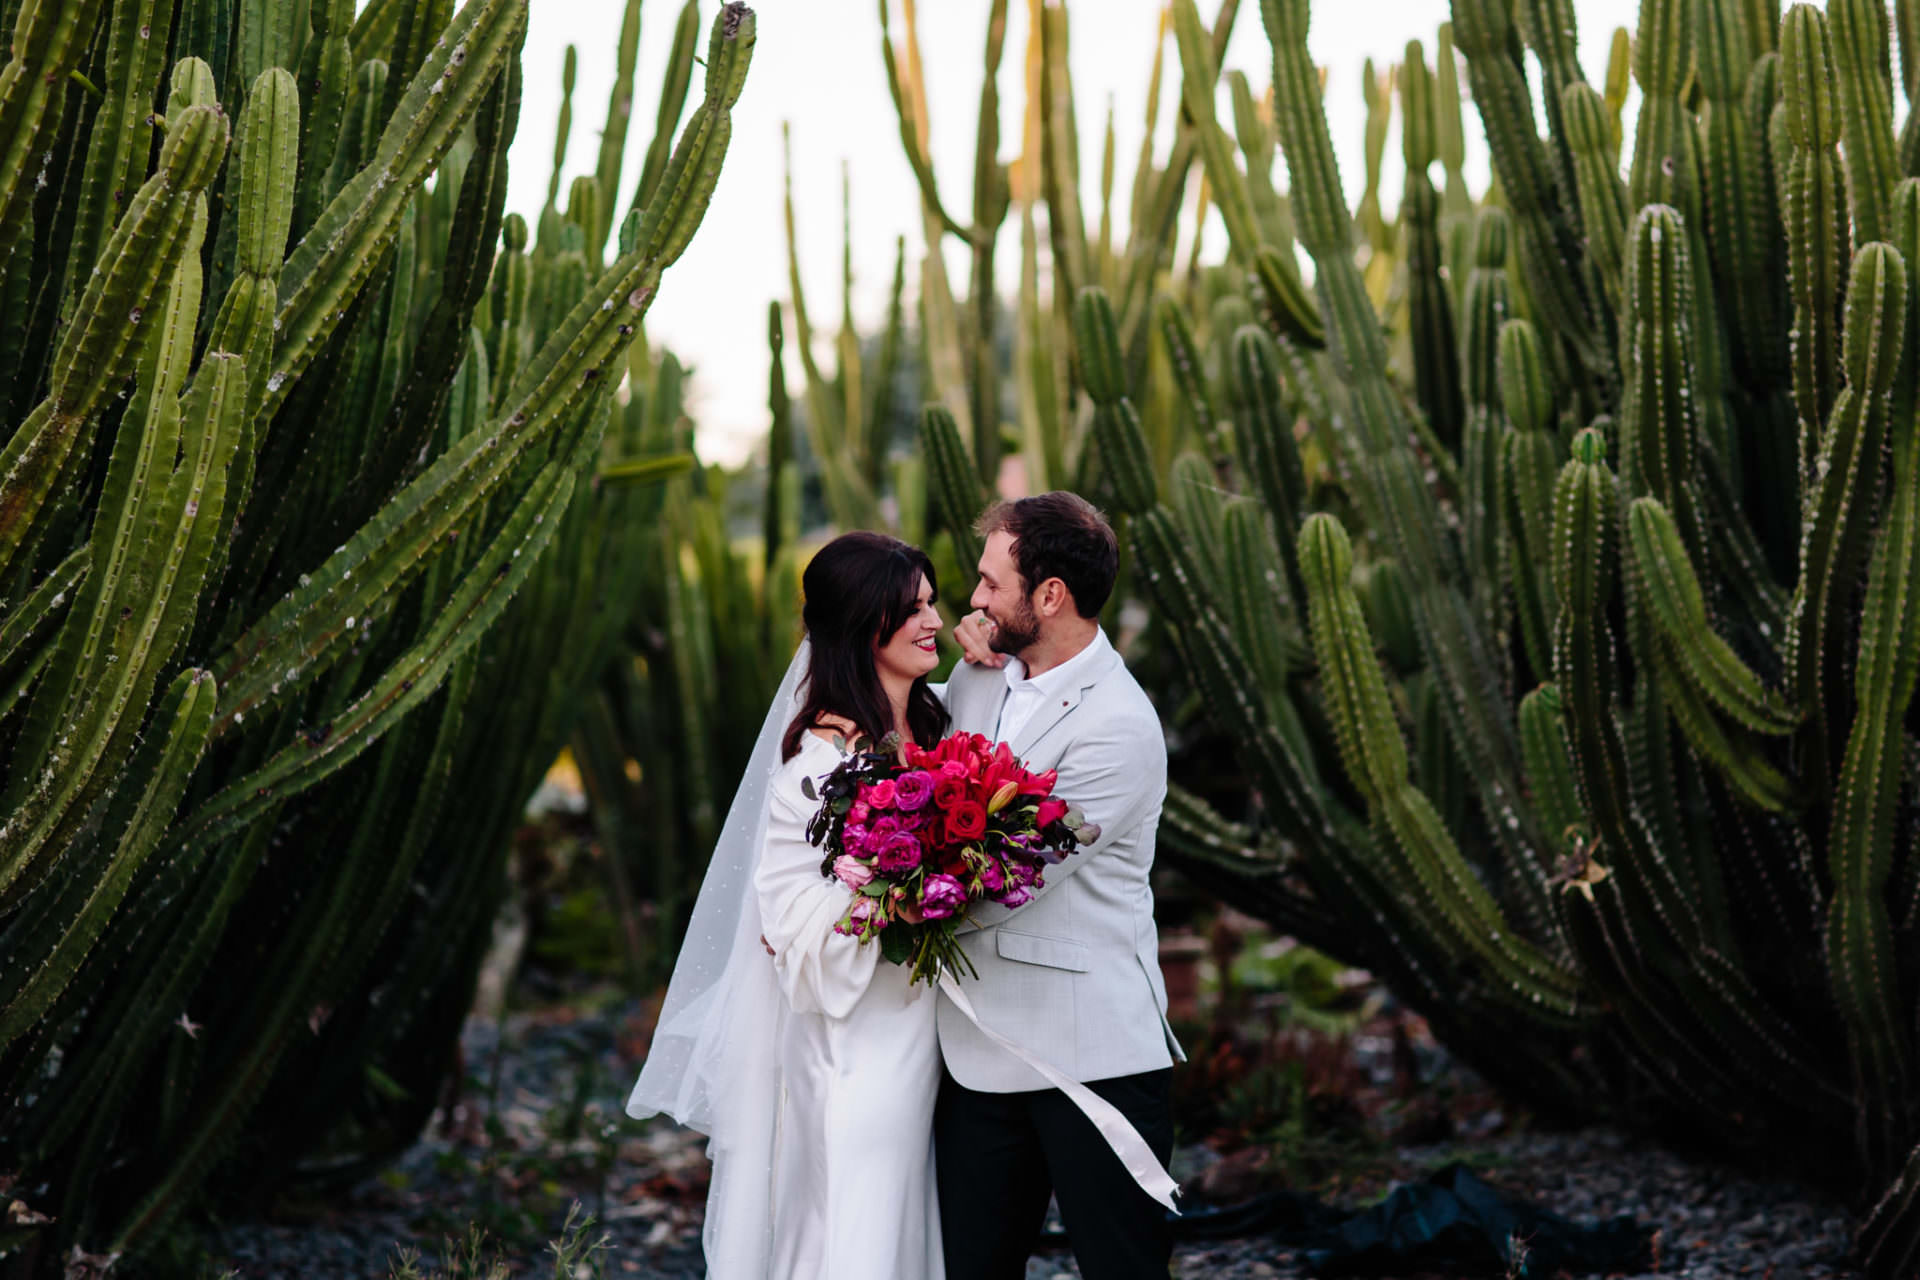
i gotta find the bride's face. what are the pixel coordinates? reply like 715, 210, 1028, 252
875, 574, 943, 683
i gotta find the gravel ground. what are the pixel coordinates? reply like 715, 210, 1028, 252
172, 998, 1864, 1280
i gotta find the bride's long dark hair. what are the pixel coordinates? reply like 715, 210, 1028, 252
782, 531, 951, 761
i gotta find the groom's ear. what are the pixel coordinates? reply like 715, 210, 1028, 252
1034, 576, 1073, 618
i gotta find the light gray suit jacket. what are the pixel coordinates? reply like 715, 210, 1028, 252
934, 633, 1186, 1092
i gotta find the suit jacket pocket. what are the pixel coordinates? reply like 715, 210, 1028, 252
994, 928, 1090, 972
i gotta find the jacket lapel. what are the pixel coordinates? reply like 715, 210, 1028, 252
1009, 642, 1121, 758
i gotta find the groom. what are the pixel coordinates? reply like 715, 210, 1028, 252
939, 491, 1184, 1280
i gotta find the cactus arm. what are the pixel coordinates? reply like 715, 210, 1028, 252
764, 301, 791, 572
1780, 5, 1850, 487
1824, 362, 1920, 1178
182, 455, 579, 850
921, 404, 986, 573
1561, 83, 1629, 320
1074, 286, 1158, 513
1156, 294, 1227, 463
1298, 513, 1582, 1020
0, 668, 215, 1050
0, 102, 229, 590
0, 546, 84, 674
266, 0, 529, 424
209, 4, 754, 731
781, 128, 878, 529
291, 0, 352, 240
1461, 208, 1514, 630
1695, 0, 1785, 389
1551, 429, 1706, 944
1170, 0, 1262, 270
1451, 0, 1603, 379
63, 0, 175, 299
1628, 497, 1796, 735
0, 0, 109, 251
1400, 42, 1463, 450
632, 0, 699, 218
357, 35, 520, 501
876, 0, 974, 246
1131, 506, 1357, 857
1789, 243, 1904, 783
1829, 0, 1899, 247
1517, 683, 1584, 861
1230, 323, 1310, 619
1498, 319, 1560, 682
589, 0, 643, 256
1264, 0, 1560, 938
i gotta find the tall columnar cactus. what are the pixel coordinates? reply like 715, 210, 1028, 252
0, 0, 755, 1262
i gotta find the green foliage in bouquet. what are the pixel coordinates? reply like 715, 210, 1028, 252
0, 0, 754, 1265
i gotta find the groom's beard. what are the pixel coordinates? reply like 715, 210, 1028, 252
985, 597, 1041, 656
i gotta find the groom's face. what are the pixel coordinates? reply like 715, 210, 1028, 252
971, 532, 1042, 656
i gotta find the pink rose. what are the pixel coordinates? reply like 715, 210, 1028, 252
939, 760, 970, 781
848, 801, 871, 824
864, 779, 898, 809
833, 855, 875, 889
919, 873, 967, 919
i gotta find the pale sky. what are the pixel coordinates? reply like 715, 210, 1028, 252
503, 1, 1645, 466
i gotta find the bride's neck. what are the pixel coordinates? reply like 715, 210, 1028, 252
879, 670, 914, 739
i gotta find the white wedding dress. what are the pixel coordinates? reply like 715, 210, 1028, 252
751, 730, 944, 1279
625, 639, 945, 1280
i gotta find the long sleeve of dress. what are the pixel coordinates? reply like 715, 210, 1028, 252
754, 752, 882, 1018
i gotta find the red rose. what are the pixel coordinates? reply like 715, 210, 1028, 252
945, 800, 988, 843
1036, 797, 1069, 829
933, 776, 970, 810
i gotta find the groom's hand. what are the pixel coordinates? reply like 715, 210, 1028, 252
955, 611, 1006, 668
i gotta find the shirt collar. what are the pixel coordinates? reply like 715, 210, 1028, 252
1001, 626, 1112, 696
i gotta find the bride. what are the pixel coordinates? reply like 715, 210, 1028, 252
626, 529, 952, 1279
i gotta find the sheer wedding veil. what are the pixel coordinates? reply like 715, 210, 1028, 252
625, 638, 811, 1273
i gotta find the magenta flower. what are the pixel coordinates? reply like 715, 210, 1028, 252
841, 823, 871, 853
848, 800, 871, 825
977, 860, 1006, 894
994, 884, 1033, 909
833, 854, 875, 889
919, 873, 967, 919
869, 815, 902, 842
876, 832, 923, 873
864, 778, 898, 809
893, 769, 935, 811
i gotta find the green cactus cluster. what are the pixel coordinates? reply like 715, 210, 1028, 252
0, 0, 754, 1263
895, 0, 1920, 1271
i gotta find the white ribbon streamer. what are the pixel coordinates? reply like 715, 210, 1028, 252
936, 973, 1183, 1213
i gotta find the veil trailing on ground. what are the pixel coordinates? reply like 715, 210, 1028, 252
626, 638, 812, 1275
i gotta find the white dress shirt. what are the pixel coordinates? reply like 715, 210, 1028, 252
994, 626, 1113, 745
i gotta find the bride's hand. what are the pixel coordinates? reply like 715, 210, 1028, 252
955, 611, 1005, 668
894, 895, 925, 925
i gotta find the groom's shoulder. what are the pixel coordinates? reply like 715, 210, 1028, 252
1083, 654, 1163, 739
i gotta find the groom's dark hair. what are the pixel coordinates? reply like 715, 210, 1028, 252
976, 492, 1119, 618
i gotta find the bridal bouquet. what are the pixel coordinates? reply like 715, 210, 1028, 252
801, 730, 1101, 984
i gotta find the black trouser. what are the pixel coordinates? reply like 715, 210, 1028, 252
934, 1066, 1174, 1280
